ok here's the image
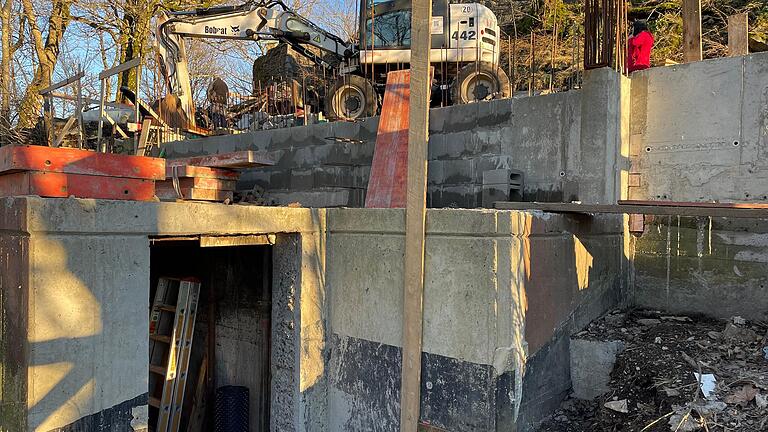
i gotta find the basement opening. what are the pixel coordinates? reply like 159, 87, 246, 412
148, 236, 273, 431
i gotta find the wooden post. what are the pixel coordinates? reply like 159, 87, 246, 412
682, 0, 702, 62
400, 0, 431, 428
728, 13, 749, 57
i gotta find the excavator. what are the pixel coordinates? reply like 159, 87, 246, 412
155, 0, 510, 125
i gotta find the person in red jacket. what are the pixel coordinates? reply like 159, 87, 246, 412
627, 20, 654, 73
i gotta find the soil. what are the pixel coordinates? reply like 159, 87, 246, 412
538, 309, 768, 432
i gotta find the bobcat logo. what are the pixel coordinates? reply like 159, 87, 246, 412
231, 25, 240, 33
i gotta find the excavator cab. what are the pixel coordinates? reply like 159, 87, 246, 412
325, 0, 510, 119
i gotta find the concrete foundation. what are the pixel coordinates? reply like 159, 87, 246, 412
0, 197, 625, 431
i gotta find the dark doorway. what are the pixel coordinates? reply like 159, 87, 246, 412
149, 239, 272, 432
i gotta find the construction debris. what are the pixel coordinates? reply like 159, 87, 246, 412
540, 310, 768, 431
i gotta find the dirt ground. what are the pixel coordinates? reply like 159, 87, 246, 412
538, 309, 768, 431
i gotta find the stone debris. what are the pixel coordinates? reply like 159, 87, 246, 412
603, 399, 628, 413
538, 309, 768, 432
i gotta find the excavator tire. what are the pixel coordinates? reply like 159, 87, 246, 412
451, 62, 511, 104
326, 75, 378, 120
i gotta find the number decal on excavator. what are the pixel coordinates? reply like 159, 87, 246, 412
452, 30, 476, 40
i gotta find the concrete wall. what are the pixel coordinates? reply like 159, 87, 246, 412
164, 67, 627, 207
0, 197, 626, 431
325, 208, 626, 431
628, 52, 768, 320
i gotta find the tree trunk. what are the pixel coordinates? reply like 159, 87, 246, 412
0, 0, 13, 136
17, 0, 71, 129
116, 0, 156, 101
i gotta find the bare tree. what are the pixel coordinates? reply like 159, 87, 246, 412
16, 0, 73, 129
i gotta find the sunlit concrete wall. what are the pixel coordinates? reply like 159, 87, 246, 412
628, 52, 768, 320
2, 197, 626, 431
325, 208, 626, 431
0, 197, 327, 432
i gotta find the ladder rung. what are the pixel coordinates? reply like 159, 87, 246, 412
150, 364, 166, 375
158, 304, 176, 312
149, 396, 161, 408
150, 334, 171, 343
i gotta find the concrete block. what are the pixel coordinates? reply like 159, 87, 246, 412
269, 170, 292, 189
438, 185, 480, 208
291, 169, 314, 190
427, 160, 444, 185
313, 166, 355, 188
482, 169, 524, 186
442, 159, 474, 185
569, 339, 625, 400
481, 184, 518, 207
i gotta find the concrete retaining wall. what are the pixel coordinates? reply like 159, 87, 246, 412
325, 208, 626, 431
0, 197, 625, 431
628, 52, 768, 321
164, 67, 628, 207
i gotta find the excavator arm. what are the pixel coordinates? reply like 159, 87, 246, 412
156, 0, 355, 126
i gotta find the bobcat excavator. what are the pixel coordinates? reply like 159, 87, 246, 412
155, 0, 510, 126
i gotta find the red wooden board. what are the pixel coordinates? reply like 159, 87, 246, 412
165, 165, 240, 180
166, 151, 274, 169
0, 171, 156, 201
365, 70, 411, 208
0, 145, 165, 180
157, 177, 236, 190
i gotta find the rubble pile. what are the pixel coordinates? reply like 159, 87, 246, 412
540, 310, 768, 431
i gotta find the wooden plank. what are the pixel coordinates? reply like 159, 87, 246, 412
53, 116, 78, 148
38, 71, 85, 95
365, 70, 411, 208
728, 13, 749, 57
166, 151, 275, 169
0, 171, 156, 201
493, 201, 768, 218
155, 185, 234, 202
98, 57, 141, 80
0, 145, 165, 180
682, 0, 703, 62
400, 0, 432, 428
199, 234, 274, 248
166, 165, 240, 180
157, 177, 237, 190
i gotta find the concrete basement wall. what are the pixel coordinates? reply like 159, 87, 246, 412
325, 208, 626, 431
163, 67, 628, 207
628, 52, 768, 321
0, 197, 626, 431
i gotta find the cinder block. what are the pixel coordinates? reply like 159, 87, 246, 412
442, 159, 474, 184
482, 169, 524, 186
269, 170, 292, 189
290, 169, 314, 190
313, 166, 355, 188
427, 160, 444, 185
570, 339, 625, 400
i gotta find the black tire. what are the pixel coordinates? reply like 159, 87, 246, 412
325, 75, 379, 120
451, 62, 511, 104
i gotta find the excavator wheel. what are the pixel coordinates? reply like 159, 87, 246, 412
451, 62, 511, 104
326, 75, 379, 120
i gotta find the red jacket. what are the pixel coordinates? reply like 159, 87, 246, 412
627, 31, 654, 72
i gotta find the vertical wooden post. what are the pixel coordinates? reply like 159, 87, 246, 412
97, 79, 106, 152
728, 13, 749, 57
682, 0, 702, 62
400, 0, 431, 428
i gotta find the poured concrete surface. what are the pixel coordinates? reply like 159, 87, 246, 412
0, 197, 625, 431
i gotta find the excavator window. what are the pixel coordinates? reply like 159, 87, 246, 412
365, 9, 412, 48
